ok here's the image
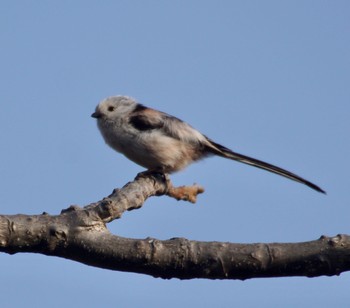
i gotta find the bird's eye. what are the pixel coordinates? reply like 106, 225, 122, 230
107, 106, 115, 112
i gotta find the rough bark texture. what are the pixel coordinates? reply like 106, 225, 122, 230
0, 173, 349, 280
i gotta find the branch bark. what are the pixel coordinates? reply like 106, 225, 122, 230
0, 173, 348, 280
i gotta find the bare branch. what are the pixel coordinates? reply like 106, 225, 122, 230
85, 173, 168, 223
0, 173, 348, 280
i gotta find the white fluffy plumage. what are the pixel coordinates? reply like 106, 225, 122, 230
92, 95, 325, 193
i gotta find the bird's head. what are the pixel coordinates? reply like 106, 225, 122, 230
91, 96, 137, 121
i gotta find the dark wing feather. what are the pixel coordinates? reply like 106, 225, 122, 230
129, 105, 203, 144
129, 104, 165, 131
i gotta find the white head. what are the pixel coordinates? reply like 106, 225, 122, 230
91, 96, 137, 121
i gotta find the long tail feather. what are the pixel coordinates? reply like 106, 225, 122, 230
206, 139, 325, 194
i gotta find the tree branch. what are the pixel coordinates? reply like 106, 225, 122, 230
0, 173, 348, 280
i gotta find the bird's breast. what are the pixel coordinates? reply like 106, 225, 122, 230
97, 120, 200, 172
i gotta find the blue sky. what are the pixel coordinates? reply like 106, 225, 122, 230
0, 1, 349, 307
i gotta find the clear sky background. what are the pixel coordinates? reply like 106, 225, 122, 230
0, 1, 349, 307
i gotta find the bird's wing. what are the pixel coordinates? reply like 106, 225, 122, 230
128, 105, 325, 193
129, 105, 206, 143
129, 105, 167, 130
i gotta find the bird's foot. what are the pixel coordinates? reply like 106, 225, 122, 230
136, 170, 171, 189
136, 170, 168, 181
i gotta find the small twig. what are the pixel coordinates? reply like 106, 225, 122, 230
136, 171, 205, 203
166, 183, 205, 203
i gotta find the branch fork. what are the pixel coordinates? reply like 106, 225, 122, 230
0, 173, 348, 280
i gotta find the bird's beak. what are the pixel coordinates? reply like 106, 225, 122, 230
91, 111, 101, 119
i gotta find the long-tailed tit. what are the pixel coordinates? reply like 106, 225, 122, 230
92, 96, 325, 193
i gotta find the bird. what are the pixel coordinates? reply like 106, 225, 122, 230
91, 95, 325, 194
